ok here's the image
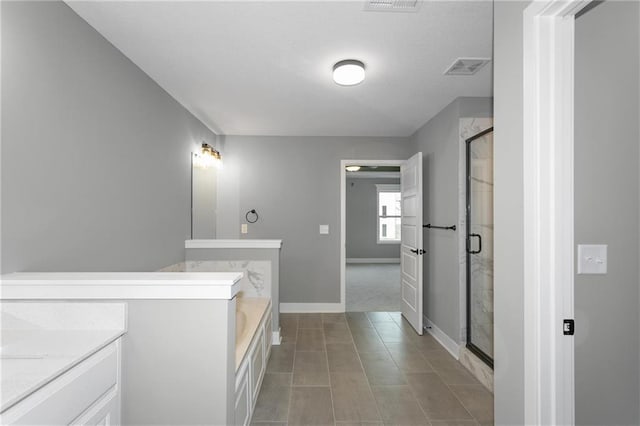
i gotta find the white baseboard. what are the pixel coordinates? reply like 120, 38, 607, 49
272, 330, 282, 345
279, 303, 344, 313
423, 315, 461, 360
346, 258, 401, 264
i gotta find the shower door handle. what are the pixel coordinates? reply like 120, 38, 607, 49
468, 233, 482, 254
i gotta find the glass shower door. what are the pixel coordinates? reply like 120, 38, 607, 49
466, 128, 494, 367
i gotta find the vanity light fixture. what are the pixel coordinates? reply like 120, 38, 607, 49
333, 60, 365, 86
194, 143, 222, 168
345, 165, 361, 172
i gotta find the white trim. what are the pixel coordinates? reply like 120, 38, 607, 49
523, 1, 589, 424
0, 272, 243, 300
185, 239, 282, 249
346, 258, 400, 264
346, 172, 401, 179
341, 159, 406, 311
279, 303, 344, 313
272, 330, 282, 345
423, 315, 460, 360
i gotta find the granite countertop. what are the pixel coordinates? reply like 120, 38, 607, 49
1, 328, 125, 413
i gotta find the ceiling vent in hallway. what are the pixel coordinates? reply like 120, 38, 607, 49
444, 58, 491, 76
364, 0, 421, 12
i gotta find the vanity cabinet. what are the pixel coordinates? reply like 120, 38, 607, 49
235, 308, 272, 426
1, 340, 122, 426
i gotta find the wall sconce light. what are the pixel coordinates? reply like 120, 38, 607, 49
193, 143, 222, 168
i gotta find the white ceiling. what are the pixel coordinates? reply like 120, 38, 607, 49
67, 1, 493, 137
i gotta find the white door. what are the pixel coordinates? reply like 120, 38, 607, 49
400, 152, 423, 335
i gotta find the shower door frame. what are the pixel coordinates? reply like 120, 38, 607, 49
465, 127, 494, 369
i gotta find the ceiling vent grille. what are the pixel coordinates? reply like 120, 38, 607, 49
364, 0, 421, 12
444, 58, 491, 76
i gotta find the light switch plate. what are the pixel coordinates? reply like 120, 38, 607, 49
241, 223, 248, 234
319, 224, 329, 235
577, 244, 607, 274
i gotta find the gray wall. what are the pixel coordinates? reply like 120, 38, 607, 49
217, 136, 412, 303
493, 2, 528, 424
409, 97, 492, 344
1, 1, 217, 273
575, 2, 640, 424
346, 177, 401, 259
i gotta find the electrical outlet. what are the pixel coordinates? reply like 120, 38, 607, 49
241, 223, 248, 234
577, 244, 607, 274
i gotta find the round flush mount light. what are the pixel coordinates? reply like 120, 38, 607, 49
333, 59, 365, 86
345, 165, 361, 172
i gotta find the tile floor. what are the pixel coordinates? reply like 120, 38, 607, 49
252, 312, 493, 426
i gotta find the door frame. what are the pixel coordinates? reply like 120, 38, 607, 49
522, 0, 591, 424
340, 159, 405, 311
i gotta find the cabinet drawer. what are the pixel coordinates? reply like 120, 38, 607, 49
2, 342, 118, 426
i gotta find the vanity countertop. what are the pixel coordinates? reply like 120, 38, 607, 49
0, 302, 127, 414
1, 328, 125, 413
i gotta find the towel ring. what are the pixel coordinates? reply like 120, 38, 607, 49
245, 209, 259, 224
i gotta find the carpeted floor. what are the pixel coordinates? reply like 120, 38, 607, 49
346, 263, 401, 312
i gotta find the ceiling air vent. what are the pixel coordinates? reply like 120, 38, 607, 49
364, 0, 421, 12
444, 58, 491, 76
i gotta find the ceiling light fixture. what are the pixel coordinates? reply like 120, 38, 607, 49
333, 60, 365, 86
346, 165, 361, 172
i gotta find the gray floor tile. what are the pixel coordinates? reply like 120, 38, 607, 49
335, 423, 383, 426
430, 421, 479, 426
327, 344, 364, 373
359, 351, 407, 386
405, 372, 473, 421
268, 343, 297, 373
385, 342, 434, 373
372, 322, 410, 343
293, 351, 330, 386
449, 385, 494, 424
324, 322, 353, 344
281, 317, 299, 344
351, 331, 388, 353
253, 373, 292, 422
435, 366, 480, 385
413, 334, 445, 351
296, 328, 325, 351
366, 312, 395, 323
322, 312, 347, 323
288, 386, 335, 425
330, 372, 381, 423
251, 422, 288, 426
298, 313, 323, 329
371, 385, 429, 425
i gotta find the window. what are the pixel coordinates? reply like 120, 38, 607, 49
376, 184, 401, 244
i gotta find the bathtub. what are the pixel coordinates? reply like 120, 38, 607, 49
235, 296, 270, 371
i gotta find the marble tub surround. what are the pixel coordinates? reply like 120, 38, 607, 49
235, 296, 271, 370
0, 302, 126, 413
160, 260, 271, 298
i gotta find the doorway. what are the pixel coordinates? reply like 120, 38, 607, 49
344, 163, 402, 312
340, 154, 424, 335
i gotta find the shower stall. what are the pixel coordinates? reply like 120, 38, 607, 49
465, 127, 494, 367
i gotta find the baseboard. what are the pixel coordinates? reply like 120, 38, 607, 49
272, 330, 282, 345
346, 258, 401, 264
280, 303, 344, 313
423, 315, 461, 360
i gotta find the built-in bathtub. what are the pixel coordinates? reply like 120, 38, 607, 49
235, 296, 270, 371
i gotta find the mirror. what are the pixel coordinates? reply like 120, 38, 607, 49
191, 145, 219, 239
